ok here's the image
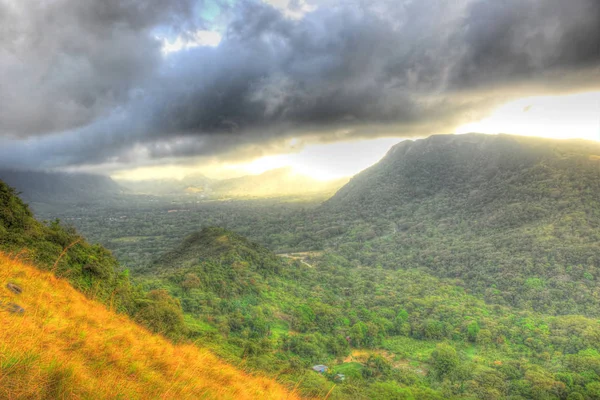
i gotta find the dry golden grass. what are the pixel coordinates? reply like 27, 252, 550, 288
0, 253, 299, 400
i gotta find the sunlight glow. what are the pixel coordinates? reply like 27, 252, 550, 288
112, 137, 404, 182
227, 137, 405, 181
456, 91, 600, 141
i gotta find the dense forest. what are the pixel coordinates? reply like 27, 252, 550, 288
136, 226, 600, 399
323, 134, 600, 316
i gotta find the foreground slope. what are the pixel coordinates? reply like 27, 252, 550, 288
0, 253, 298, 400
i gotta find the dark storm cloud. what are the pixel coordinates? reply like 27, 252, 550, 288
0, 0, 599, 169
455, 0, 600, 88
0, 0, 196, 137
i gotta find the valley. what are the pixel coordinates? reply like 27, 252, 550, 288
3, 1, 599, 397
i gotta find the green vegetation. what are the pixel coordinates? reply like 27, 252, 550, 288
7, 134, 600, 399
133, 226, 600, 399
0, 180, 187, 340
324, 134, 600, 316
0, 254, 298, 400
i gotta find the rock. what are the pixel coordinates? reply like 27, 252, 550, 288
6, 283, 22, 295
6, 303, 25, 315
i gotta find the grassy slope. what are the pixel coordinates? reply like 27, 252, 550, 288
0, 253, 299, 400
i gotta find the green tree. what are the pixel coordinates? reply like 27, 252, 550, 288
467, 321, 480, 342
134, 289, 188, 340
430, 343, 459, 380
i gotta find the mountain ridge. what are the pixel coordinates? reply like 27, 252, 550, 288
323, 133, 600, 316
328, 133, 600, 211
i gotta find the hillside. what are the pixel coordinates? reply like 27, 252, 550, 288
323, 134, 600, 316
328, 133, 600, 213
144, 226, 600, 399
148, 226, 281, 274
0, 169, 125, 205
0, 253, 297, 400
0, 178, 135, 310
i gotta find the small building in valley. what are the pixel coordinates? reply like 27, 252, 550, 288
312, 365, 328, 373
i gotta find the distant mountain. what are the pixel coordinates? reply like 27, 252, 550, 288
324, 133, 600, 316
118, 173, 213, 195
212, 167, 348, 198
119, 167, 348, 198
328, 133, 600, 214
0, 169, 125, 205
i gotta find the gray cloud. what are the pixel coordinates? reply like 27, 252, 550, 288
455, 0, 600, 88
0, 0, 197, 137
0, 0, 599, 170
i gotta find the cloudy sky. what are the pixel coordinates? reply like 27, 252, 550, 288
1, 0, 599, 179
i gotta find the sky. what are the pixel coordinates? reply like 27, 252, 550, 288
0, 0, 599, 180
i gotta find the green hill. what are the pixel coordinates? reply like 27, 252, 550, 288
0, 178, 133, 308
324, 134, 600, 316
148, 226, 281, 274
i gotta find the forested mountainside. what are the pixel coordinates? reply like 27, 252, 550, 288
141, 226, 600, 400
0, 169, 125, 205
322, 134, 600, 316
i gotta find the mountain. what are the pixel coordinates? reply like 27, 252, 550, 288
211, 167, 348, 198
328, 133, 600, 213
0, 169, 125, 205
0, 253, 297, 400
118, 167, 347, 198
324, 133, 600, 316
118, 173, 214, 195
